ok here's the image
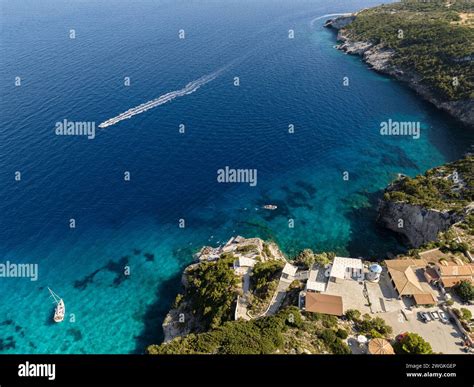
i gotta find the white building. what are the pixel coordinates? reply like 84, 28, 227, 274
306, 264, 327, 292
233, 257, 257, 269
329, 257, 364, 283
366, 264, 382, 283
282, 263, 298, 280
233, 257, 257, 276
306, 280, 326, 292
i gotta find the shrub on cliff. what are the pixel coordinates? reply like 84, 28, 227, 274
345, 309, 361, 322
318, 329, 351, 354
186, 256, 239, 329
384, 156, 474, 211
147, 308, 301, 354
251, 260, 284, 295
336, 328, 348, 339
346, 2, 474, 101
304, 312, 338, 329
294, 249, 334, 269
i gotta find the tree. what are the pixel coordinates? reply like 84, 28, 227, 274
345, 309, 361, 321
252, 260, 284, 294
294, 249, 315, 269
454, 280, 474, 302
460, 308, 472, 321
319, 328, 337, 344
314, 252, 333, 267
336, 328, 348, 339
394, 333, 433, 354
357, 316, 393, 336
187, 256, 239, 329
318, 329, 351, 354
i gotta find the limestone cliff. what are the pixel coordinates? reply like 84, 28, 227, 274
161, 236, 281, 342
324, 14, 474, 128
376, 156, 474, 248
377, 200, 464, 248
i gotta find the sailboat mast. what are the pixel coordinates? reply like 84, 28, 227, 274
47, 287, 61, 304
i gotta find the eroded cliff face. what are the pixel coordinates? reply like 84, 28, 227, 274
162, 263, 200, 343
377, 200, 464, 248
323, 15, 355, 30
325, 16, 474, 128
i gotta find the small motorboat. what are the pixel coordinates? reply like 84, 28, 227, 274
262, 205, 278, 210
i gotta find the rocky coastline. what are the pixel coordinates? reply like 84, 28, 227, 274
161, 236, 287, 342
324, 15, 474, 128
376, 156, 473, 248
377, 199, 465, 248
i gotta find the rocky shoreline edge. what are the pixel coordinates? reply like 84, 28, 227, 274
324, 15, 474, 129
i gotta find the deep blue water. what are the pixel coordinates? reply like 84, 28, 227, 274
1, 0, 473, 353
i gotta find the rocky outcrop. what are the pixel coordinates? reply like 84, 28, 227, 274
162, 236, 285, 342
323, 15, 355, 30
377, 200, 464, 248
377, 156, 474, 248
325, 16, 474, 128
161, 301, 195, 342
162, 263, 202, 342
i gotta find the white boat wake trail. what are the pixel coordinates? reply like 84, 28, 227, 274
309, 13, 351, 28
98, 66, 227, 128
99, 12, 346, 129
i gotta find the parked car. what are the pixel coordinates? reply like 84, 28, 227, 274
439, 311, 448, 323
419, 312, 431, 323
430, 311, 440, 320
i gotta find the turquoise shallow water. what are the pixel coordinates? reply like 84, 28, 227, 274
0, 0, 473, 353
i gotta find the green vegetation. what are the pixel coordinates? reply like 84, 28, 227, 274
454, 307, 473, 321
148, 307, 350, 355
318, 328, 351, 354
461, 308, 472, 321
172, 293, 184, 309
248, 260, 284, 313
304, 311, 339, 329
345, 309, 362, 321
294, 249, 335, 269
407, 226, 473, 257
354, 315, 393, 338
394, 332, 433, 354
384, 155, 474, 211
346, 0, 474, 100
440, 240, 470, 255
236, 244, 258, 254
263, 242, 273, 259
454, 280, 474, 302
251, 260, 284, 294
185, 255, 239, 330
148, 313, 286, 354
459, 213, 474, 234
345, 310, 393, 339
336, 328, 349, 339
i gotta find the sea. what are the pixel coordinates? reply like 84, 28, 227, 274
1, 0, 473, 353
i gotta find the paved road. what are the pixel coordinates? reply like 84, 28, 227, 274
263, 277, 294, 316
382, 309, 465, 354
234, 268, 252, 321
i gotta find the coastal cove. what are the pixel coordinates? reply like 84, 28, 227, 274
0, 0, 473, 354
324, 2, 474, 128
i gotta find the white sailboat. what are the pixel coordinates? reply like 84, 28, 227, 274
48, 287, 65, 323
